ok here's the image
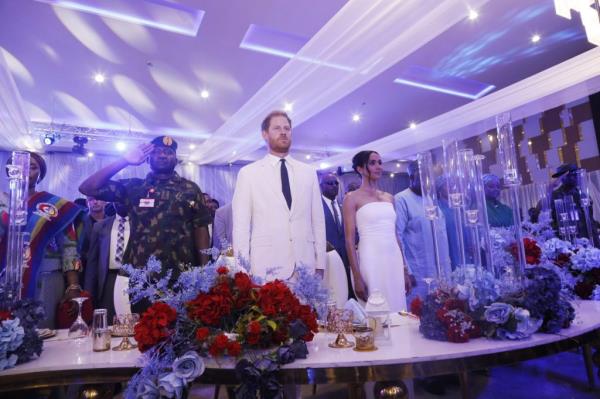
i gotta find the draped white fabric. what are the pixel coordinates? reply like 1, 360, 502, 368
0, 151, 240, 203
0, 49, 38, 151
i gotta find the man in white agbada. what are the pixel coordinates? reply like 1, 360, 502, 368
395, 161, 451, 304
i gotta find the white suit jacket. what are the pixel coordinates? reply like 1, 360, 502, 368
232, 154, 326, 279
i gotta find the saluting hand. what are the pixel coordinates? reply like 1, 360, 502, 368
124, 143, 154, 165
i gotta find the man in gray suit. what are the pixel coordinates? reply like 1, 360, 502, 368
213, 202, 233, 251
83, 203, 130, 322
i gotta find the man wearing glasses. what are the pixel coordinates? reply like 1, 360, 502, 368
79, 136, 211, 277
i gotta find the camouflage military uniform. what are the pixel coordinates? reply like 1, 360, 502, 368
93, 172, 210, 272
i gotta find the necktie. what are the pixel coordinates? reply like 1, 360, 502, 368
280, 159, 292, 209
331, 200, 341, 232
115, 217, 126, 264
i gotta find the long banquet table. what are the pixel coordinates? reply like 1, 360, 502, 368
1, 301, 600, 396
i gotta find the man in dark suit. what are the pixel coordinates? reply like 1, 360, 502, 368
320, 173, 354, 299
83, 202, 130, 322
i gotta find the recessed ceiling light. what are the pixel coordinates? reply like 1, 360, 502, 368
390, 173, 395, 178
87, 151, 94, 157
531, 34, 541, 43
284, 102, 293, 112
396, 162, 401, 168
305, 154, 311, 160
189, 143, 196, 150
352, 113, 361, 123
200, 89, 210, 99
93, 73, 106, 84
116, 141, 126, 152
468, 9, 479, 21
232, 150, 237, 155
488, 134, 494, 142
409, 122, 417, 129
319, 162, 330, 170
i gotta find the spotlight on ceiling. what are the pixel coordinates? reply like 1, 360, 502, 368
409, 122, 417, 129
72, 136, 88, 155
352, 113, 361, 123
283, 102, 293, 112
42, 133, 56, 146
93, 73, 106, 84
305, 154, 311, 160
531, 34, 541, 43
116, 141, 127, 152
87, 151, 94, 158
189, 143, 196, 150
468, 9, 479, 20
200, 89, 210, 99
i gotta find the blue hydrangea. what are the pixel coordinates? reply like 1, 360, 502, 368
571, 247, 600, 273
0, 317, 24, 371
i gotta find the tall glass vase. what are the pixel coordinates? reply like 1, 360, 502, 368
473, 155, 494, 277
2, 151, 30, 306
576, 169, 596, 246
417, 151, 446, 284
456, 149, 492, 280
496, 112, 526, 285
442, 140, 467, 269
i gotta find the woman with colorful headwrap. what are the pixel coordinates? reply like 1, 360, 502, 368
1, 152, 86, 328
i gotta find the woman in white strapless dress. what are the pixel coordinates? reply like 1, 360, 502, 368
342, 151, 411, 312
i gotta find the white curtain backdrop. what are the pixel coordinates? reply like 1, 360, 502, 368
0, 151, 242, 204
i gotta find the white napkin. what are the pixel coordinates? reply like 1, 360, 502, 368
344, 298, 368, 324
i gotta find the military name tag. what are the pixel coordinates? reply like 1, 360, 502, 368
139, 198, 155, 208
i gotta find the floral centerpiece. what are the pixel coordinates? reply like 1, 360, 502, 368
123, 256, 326, 399
0, 298, 45, 371
411, 265, 574, 342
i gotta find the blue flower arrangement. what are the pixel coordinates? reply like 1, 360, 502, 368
0, 297, 45, 371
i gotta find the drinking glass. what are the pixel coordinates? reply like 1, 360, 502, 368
68, 297, 89, 339
92, 309, 111, 352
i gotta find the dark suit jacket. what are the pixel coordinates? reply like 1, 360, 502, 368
322, 198, 348, 265
83, 216, 115, 305
322, 198, 356, 299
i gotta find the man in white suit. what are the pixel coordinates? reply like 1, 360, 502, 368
232, 110, 326, 280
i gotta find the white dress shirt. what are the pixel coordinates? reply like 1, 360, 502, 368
266, 153, 295, 197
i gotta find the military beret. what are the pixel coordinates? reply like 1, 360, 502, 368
151, 136, 177, 152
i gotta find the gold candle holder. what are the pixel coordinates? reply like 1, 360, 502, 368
328, 309, 354, 349
353, 326, 376, 352
112, 313, 139, 351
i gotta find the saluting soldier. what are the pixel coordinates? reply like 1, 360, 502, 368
79, 136, 211, 275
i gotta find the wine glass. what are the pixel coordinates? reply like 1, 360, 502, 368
68, 297, 90, 339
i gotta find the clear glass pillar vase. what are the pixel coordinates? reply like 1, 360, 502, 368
495, 112, 526, 286
2, 151, 30, 306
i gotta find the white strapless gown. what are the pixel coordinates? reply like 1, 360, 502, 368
356, 202, 407, 312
